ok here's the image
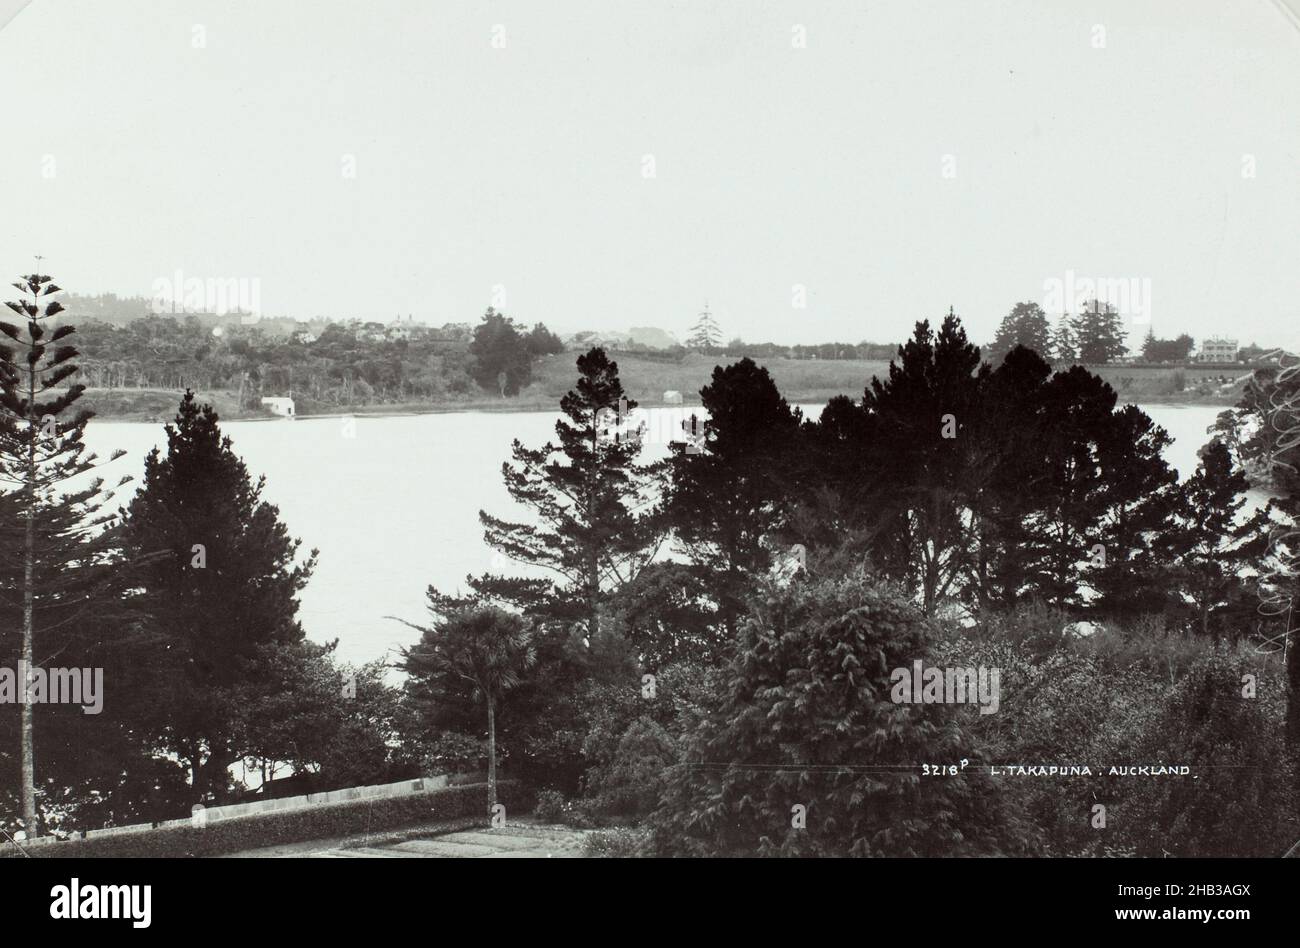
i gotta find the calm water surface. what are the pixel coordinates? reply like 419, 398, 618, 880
81, 402, 1235, 666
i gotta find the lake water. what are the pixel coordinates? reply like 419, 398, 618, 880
81, 401, 1235, 667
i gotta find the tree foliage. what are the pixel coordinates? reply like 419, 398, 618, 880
469, 308, 532, 397
666, 357, 801, 636
462, 348, 663, 634
646, 573, 1038, 856
986, 301, 1051, 367
0, 272, 135, 833
399, 605, 536, 810
1141, 330, 1195, 364
1072, 300, 1128, 364
118, 392, 317, 802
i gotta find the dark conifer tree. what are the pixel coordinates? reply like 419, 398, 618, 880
1051, 314, 1078, 364
117, 392, 316, 802
1088, 404, 1178, 621
1141, 329, 1159, 362
859, 312, 987, 615
0, 272, 133, 835
686, 306, 721, 351
1072, 300, 1128, 364
963, 345, 1054, 609
1012, 366, 1124, 608
993, 366, 1174, 614
524, 322, 565, 357
798, 393, 876, 544
986, 301, 1052, 367
470, 348, 662, 636
1158, 441, 1272, 638
666, 357, 801, 635
468, 308, 531, 397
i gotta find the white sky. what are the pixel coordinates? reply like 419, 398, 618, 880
2, 0, 1298, 348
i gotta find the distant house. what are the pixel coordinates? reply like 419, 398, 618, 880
261, 397, 295, 418
354, 321, 387, 342
1198, 337, 1239, 363
663, 390, 683, 405
290, 327, 317, 344
386, 314, 422, 341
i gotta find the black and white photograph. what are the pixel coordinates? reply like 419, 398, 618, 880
1, 0, 1298, 929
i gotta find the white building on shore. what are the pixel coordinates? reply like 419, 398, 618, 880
261, 396, 296, 418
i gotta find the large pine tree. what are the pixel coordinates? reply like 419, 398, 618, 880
118, 391, 316, 802
468, 308, 531, 397
995, 366, 1174, 613
985, 301, 1052, 367
1087, 403, 1177, 621
469, 348, 662, 636
1072, 300, 1128, 364
666, 357, 801, 636
962, 345, 1055, 610
1158, 441, 1272, 638
1051, 314, 1078, 364
859, 312, 987, 615
686, 306, 721, 351
0, 272, 132, 835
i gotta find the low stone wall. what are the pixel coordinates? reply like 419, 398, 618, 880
6, 779, 522, 858
197, 775, 451, 824
18, 775, 452, 851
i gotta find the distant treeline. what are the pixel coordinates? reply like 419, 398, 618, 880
66, 308, 571, 409
606, 340, 902, 361
985, 299, 1280, 367
65, 309, 899, 410
72, 316, 479, 406
59, 293, 1283, 413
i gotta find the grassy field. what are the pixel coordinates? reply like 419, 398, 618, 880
527, 351, 889, 407
76, 356, 1251, 422
79, 387, 250, 422
529, 354, 1249, 408
1090, 364, 1249, 405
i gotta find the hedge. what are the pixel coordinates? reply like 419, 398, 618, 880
5, 781, 532, 858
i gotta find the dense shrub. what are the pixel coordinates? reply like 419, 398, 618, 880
1107, 649, 1299, 857
585, 718, 677, 818
534, 789, 566, 823
584, 826, 649, 857
559, 798, 599, 828
938, 633, 1162, 855
938, 613, 1298, 857
966, 600, 1077, 657
646, 573, 1040, 856
421, 731, 487, 777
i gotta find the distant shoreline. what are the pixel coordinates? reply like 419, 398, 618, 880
75, 354, 1251, 422
83, 389, 1240, 424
